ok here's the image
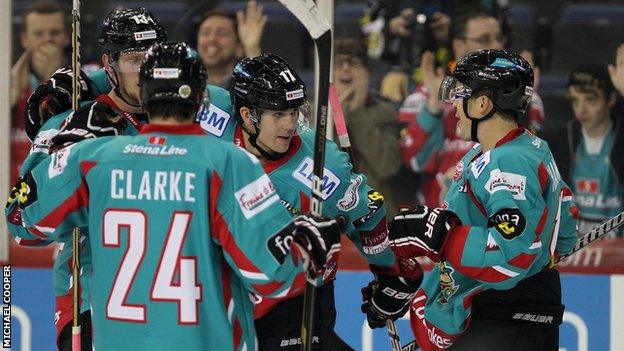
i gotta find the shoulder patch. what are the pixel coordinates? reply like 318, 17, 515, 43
234, 174, 279, 219
48, 144, 77, 178
197, 103, 231, 137
292, 157, 341, 200
484, 169, 527, 200
336, 176, 363, 211
471, 151, 491, 179
488, 208, 527, 240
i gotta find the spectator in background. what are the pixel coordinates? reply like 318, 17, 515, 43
9, 0, 68, 184
333, 37, 404, 215
557, 64, 624, 237
196, 0, 266, 88
397, 7, 545, 207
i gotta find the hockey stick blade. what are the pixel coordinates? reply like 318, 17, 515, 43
277, 0, 330, 40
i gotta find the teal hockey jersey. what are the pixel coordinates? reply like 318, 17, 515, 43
407, 128, 578, 350
197, 104, 395, 318
18, 123, 306, 350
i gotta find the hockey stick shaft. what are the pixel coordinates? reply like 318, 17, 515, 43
71, 1, 81, 350
276, 2, 332, 351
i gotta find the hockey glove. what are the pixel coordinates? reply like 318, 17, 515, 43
361, 264, 422, 329
389, 206, 461, 262
291, 215, 341, 286
50, 102, 127, 151
25, 67, 94, 141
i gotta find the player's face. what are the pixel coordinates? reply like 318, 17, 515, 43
197, 15, 242, 69
257, 108, 299, 154
21, 12, 68, 50
454, 17, 505, 58
568, 86, 613, 129
114, 51, 146, 105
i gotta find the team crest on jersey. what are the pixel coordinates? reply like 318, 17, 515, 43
293, 157, 341, 200
48, 144, 77, 178
471, 151, 490, 179
453, 161, 464, 181
147, 136, 166, 145
235, 174, 279, 219
197, 103, 231, 137
336, 176, 363, 211
437, 263, 458, 305
576, 178, 599, 194
484, 169, 526, 200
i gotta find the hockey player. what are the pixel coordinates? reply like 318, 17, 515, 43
362, 49, 579, 350
197, 53, 423, 350
397, 7, 545, 207
11, 41, 341, 351
5, 7, 167, 350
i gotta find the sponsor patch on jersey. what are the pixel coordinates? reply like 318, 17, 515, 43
48, 144, 76, 178
292, 157, 341, 200
453, 161, 464, 181
16, 174, 38, 209
336, 176, 363, 211
134, 30, 157, 41
285, 88, 304, 101
123, 143, 187, 156
360, 220, 389, 255
147, 136, 166, 145
437, 263, 458, 304
153, 68, 179, 79
484, 169, 526, 200
471, 151, 491, 179
352, 190, 385, 228
487, 208, 526, 239
235, 174, 279, 219
197, 103, 231, 137
576, 178, 599, 194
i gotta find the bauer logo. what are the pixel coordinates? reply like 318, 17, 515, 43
153, 68, 179, 79
134, 30, 157, 41
285, 88, 304, 101
197, 103, 231, 137
293, 157, 341, 200
235, 174, 279, 219
485, 169, 527, 200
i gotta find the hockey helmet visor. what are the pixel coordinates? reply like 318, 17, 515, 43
438, 76, 473, 103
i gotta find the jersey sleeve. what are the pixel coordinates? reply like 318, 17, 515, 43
208, 146, 303, 298
18, 142, 91, 243
323, 141, 395, 268
444, 151, 573, 290
87, 68, 112, 96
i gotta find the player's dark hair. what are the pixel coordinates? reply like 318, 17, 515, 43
144, 101, 197, 123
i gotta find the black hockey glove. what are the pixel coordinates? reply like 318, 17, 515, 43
361, 265, 422, 329
50, 102, 126, 151
25, 67, 94, 141
389, 206, 461, 262
291, 215, 341, 286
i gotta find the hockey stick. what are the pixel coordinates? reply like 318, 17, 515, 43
328, 85, 402, 351
400, 210, 624, 351
276, 1, 331, 350
71, 1, 82, 350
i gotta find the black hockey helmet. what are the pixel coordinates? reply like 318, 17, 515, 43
230, 53, 307, 160
139, 42, 207, 109
231, 52, 307, 119
99, 7, 167, 58
439, 49, 534, 141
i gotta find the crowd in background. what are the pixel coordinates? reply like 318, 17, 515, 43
8, 0, 624, 248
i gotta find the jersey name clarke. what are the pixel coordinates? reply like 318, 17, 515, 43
110, 169, 196, 202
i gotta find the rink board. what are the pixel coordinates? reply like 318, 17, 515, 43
6, 268, 624, 351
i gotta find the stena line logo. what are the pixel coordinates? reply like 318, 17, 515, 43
197, 103, 231, 137
293, 157, 341, 200
235, 174, 279, 219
